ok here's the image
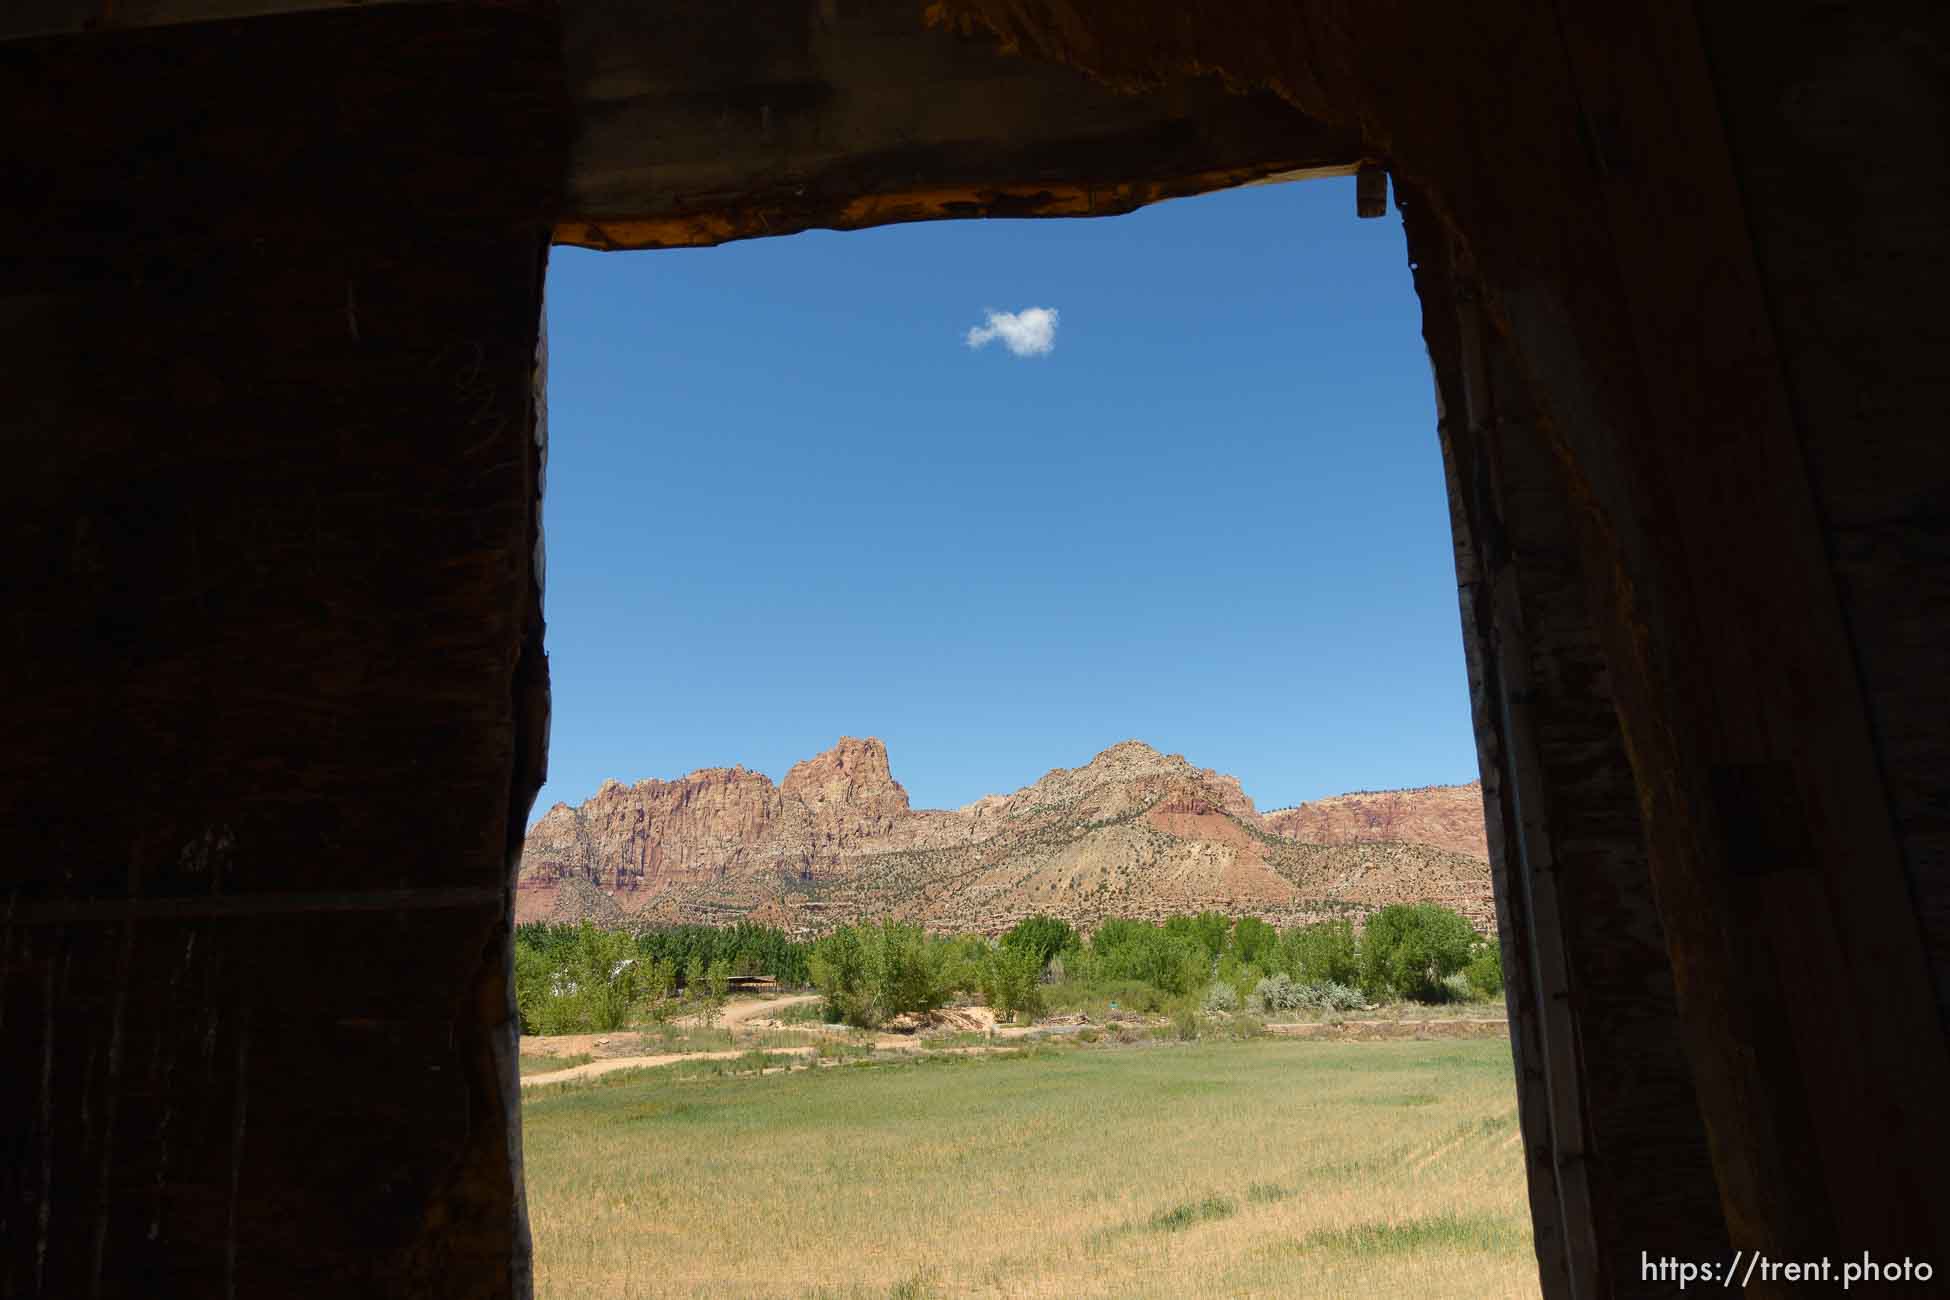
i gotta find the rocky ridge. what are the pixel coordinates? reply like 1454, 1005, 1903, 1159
518, 739, 1492, 934
1261, 781, 1489, 862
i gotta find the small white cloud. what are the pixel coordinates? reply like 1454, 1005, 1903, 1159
965, 306, 1059, 358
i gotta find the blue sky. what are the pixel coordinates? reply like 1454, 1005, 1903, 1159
534, 175, 1476, 819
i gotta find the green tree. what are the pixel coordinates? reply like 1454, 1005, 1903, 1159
809, 921, 953, 1029
809, 925, 869, 1025
999, 915, 1076, 970
1358, 904, 1479, 1001
513, 940, 555, 1035
863, 920, 948, 1022
1285, 919, 1361, 986
569, 924, 644, 1031
1230, 917, 1278, 966
1164, 911, 1230, 961
684, 951, 705, 997
980, 945, 1044, 1019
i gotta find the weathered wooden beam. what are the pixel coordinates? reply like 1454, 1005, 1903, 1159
0, 8, 565, 1295
0, 0, 444, 41
553, 0, 1361, 250
1544, 0, 1950, 1265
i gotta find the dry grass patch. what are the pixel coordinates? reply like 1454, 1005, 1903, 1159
522, 1038, 1537, 1299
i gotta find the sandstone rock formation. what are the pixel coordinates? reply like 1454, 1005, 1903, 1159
518, 739, 1493, 933
1261, 782, 1489, 862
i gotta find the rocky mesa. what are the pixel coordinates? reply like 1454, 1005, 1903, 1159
518, 738, 1493, 934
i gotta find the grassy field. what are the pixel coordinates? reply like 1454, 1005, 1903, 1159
521, 1038, 1539, 1299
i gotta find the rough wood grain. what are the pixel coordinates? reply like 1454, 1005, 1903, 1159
0, 7, 565, 1296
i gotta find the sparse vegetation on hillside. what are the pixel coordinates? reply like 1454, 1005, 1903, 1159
520, 742, 1499, 940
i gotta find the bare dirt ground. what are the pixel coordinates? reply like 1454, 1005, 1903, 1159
518, 994, 1510, 1088
520, 994, 1058, 1089
522, 1045, 820, 1087
1264, 1017, 1509, 1041
522, 993, 826, 1061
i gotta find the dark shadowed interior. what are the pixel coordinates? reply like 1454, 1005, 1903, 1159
3, 2, 1945, 1296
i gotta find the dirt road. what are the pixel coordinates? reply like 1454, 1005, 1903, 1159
521, 1044, 819, 1088
714, 992, 821, 1030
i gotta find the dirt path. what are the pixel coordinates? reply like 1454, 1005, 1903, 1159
523, 994, 826, 1060
715, 992, 821, 1030
1265, 1017, 1510, 1041
521, 1045, 819, 1088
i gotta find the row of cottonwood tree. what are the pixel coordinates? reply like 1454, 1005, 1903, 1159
512, 905, 1502, 1035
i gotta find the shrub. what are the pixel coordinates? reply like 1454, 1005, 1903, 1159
1220, 1012, 1268, 1040
1201, 981, 1240, 1014
1248, 973, 1304, 1012
1170, 999, 1202, 1040
1041, 978, 1166, 1017
1465, 941, 1505, 998
1358, 904, 1479, 1002
1298, 980, 1371, 1012
1230, 962, 1266, 1002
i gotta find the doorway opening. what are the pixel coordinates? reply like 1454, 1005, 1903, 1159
517, 175, 1524, 1299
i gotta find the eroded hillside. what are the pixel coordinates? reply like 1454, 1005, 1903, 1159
519, 739, 1492, 933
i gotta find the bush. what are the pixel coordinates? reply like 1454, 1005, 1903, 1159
1358, 904, 1480, 1002
1298, 980, 1370, 1012
1248, 973, 1304, 1012
1170, 999, 1202, 1041
1464, 941, 1505, 998
1219, 1013, 1268, 1040
1042, 978, 1167, 1017
1201, 981, 1240, 1014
